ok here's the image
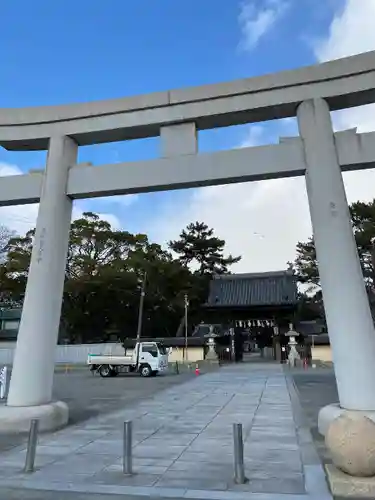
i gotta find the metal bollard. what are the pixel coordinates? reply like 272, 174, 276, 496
233, 423, 247, 484
175, 361, 179, 375
24, 419, 39, 473
123, 420, 133, 475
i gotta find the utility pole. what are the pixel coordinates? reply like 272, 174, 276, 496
370, 238, 375, 320
370, 238, 375, 282
184, 293, 189, 362
136, 271, 147, 341
135, 271, 147, 368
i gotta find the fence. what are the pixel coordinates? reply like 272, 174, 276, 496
0, 342, 122, 366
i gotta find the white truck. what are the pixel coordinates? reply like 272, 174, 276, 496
87, 341, 169, 378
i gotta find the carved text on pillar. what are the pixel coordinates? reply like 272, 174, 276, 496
36, 228, 47, 264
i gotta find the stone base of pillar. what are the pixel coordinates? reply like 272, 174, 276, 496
319, 404, 375, 497
325, 464, 375, 498
0, 401, 68, 433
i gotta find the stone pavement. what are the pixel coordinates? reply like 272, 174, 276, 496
0, 363, 332, 499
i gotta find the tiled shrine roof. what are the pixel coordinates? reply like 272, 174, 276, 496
206, 271, 298, 308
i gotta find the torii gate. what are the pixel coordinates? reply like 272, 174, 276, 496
1, 50, 375, 478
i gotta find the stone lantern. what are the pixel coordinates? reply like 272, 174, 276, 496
204, 325, 219, 364
285, 323, 300, 367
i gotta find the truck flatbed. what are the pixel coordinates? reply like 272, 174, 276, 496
87, 354, 134, 365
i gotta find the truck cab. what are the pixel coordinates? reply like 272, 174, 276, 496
134, 342, 169, 377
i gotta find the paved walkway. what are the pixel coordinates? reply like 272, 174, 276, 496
0, 364, 332, 499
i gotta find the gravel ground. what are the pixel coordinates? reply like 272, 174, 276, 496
291, 367, 339, 466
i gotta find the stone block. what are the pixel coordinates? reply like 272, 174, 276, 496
133, 444, 186, 459
179, 451, 233, 464
42, 453, 117, 475
243, 447, 302, 468
0, 451, 58, 468
155, 476, 228, 490
91, 470, 159, 486
29, 470, 93, 483
162, 467, 231, 480
246, 441, 299, 452
326, 463, 375, 498
245, 458, 303, 473
304, 464, 331, 496
78, 440, 123, 455
136, 465, 170, 475
233, 476, 305, 494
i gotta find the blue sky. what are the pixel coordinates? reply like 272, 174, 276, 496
2, 0, 368, 271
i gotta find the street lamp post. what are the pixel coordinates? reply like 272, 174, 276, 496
184, 294, 189, 362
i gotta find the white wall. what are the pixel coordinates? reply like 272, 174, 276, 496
0, 342, 122, 366
0, 342, 207, 366
168, 347, 204, 363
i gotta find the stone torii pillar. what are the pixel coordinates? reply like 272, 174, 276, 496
2, 136, 77, 431
298, 98, 375, 479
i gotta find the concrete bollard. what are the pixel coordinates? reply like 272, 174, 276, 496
123, 421, 133, 475
24, 419, 39, 473
233, 423, 247, 484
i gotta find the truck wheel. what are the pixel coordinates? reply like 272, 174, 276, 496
140, 364, 152, 377
99, 365, 111, 378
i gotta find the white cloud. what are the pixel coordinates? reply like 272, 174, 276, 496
0, 163, 121, 235
96, 211, 122, 229
239, 125, 264, 147
314, 0, 375, 62
238, 0, 288, 51
93, 194, 138, 207
151, 0, 375, 273
313, 0, 375, 237
314, 0, 375, 134
153, 130, 312, 273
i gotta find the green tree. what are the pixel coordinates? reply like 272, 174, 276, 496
66, 212, 139, 279
294, 290, 326, 323
0, 225, 16, 263
1, 212, 203, 342
293, 199, 375, 288
168, 221, 241, 275
292, 199, 375, 322
0, 225, 22, 304
0, 229, 33, 302
350, 200, 375, 288
168, 222, 241, 333
293, 238, 319, 287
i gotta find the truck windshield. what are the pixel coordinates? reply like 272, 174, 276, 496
157, 344, 167, 355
